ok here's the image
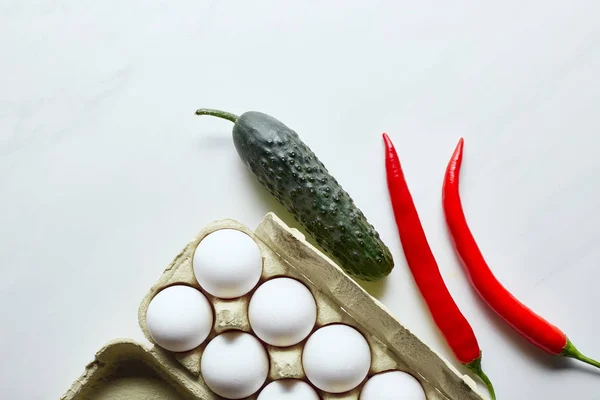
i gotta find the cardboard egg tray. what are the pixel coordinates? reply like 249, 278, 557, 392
62, 213, 486, 400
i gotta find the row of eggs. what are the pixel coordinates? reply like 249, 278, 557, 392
145, 229, 426, 399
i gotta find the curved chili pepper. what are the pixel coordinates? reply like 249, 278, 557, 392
443, 138, 600, 368
382, 133, 495, 399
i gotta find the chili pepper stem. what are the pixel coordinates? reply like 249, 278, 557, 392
465, 356, 496, 400
561, 339, 600, 369
195, 108, 239, 123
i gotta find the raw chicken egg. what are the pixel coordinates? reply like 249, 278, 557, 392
302, 324, 371, 393
200, 331, 269, 399
249, 277, 317, 346
145, 285, 213, 352
193, 229, 263, 298
360, 370, 426, 400
257, 379, 320, 400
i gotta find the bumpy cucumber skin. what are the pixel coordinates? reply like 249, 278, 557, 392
232, 111, 394, 281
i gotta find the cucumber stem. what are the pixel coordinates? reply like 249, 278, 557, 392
562, 339, 600, 369
465, 357, 496, 400
195, 108, 239, 123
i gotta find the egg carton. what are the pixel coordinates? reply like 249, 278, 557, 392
62, 212, 486, 400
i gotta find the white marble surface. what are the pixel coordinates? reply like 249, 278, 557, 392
1, 1, 599, 399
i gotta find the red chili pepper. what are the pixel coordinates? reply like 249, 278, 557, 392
382, 133, 495, 399
443, 138, 600, 369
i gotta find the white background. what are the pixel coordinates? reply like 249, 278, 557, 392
1, 1, 600, 399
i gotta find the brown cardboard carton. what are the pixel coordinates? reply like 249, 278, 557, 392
63, 213, 485, 400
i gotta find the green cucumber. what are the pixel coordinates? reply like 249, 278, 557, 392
196, 108, 394, 281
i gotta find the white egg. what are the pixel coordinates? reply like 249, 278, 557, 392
193, 229, 263, 299
257, 379, 320, 400
360, 370, 426, 400
302, 324, 371, 393
249, 278, 317, 347
201, 331, 269, 399
145, 285, 213, 352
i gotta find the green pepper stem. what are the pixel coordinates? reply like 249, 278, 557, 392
194, 108, 239, 123
561, 338, 600, 369
465, 356, 496, 400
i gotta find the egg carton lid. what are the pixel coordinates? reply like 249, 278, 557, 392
61, 212, 486, 400
60, 339, 204, 400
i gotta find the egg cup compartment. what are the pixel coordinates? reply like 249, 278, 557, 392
135, 213, 486, 400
